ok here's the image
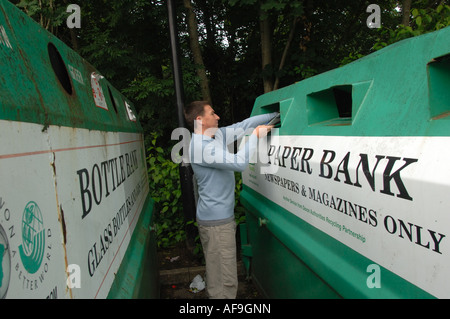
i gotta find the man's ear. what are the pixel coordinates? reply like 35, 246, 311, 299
193, 118, 202, 132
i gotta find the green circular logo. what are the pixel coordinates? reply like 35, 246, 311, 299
19, 202, 45, 274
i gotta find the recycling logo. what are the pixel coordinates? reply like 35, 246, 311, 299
0, 199, 54, 297
18, 202, 45, 274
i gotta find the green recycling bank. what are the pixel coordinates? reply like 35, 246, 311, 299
0, 1, 157, 298
240, 26, 450, 298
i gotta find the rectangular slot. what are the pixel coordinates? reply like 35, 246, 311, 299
307, 85, 353, 126
428, 54, 450, 120
261, 102, 280, 113
261, 102, 281, 127
333, 86, 352, 118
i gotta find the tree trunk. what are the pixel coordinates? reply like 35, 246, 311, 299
63, 0, 79, 51
402, 0, 412, 26
274, 17, 298, 91
183, 0, 212, 104
260, 9, 273, 93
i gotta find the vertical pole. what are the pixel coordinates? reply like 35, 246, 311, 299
167, 0, 197, 252
167, 0, 186, 130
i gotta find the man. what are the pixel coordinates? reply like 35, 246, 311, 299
184, 100, 277, 299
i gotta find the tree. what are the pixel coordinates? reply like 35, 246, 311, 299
274, 16, 299, 91
402, 0, 412, 25
14, 0, 69, 37
183, 0, 212, 103
259, 5, 273, 93
373, 0, 450, 51
229, 0, 304, 93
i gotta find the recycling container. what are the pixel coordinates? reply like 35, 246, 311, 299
240, 26, 450, 298
0, 0, 157, 299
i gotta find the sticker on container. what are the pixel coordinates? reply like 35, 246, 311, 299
69, 65, 84, 85
125, 101, 136, 122
91, 72, 108, 110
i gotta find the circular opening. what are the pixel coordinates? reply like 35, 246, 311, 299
108, 86, 118, 113
48, 43, 73, 95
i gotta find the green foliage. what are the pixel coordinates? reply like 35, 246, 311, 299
373, 3, 450, 51
14, 0, 68, 31
411, 4, 450, 32
234, 172, 247, 226
147, 132, 185, 248
147, 132, 247, 250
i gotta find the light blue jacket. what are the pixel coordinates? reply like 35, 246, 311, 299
189, 112, 277, 226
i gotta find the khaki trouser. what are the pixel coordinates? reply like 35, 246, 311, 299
198, 220, 238, 299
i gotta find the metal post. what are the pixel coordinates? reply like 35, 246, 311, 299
167, 0, 197, 252
167, 0, 186, 130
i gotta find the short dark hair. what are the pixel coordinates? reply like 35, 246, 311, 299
184, 101, 209, 131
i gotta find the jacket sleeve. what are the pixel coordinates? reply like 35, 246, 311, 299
197, 134, 259, 172
216, 112, 278, 146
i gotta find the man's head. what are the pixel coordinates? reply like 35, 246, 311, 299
184, 101, 220, 136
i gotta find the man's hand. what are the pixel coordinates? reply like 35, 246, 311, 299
252, 125, 274, 138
